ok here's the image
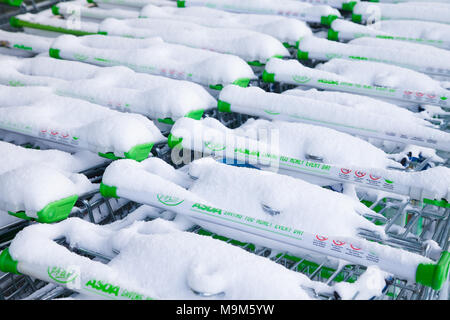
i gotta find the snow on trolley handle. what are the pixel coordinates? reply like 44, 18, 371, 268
215, 85, 450, 154
0, 247, 154, 300
94, 177, 450, 291
262, 59, 450, 109
167, 126, 450, 209
176, 0, 342, 26
47, 34, 256, 90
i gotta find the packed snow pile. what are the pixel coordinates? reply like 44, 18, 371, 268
8, 217, 332, 299
352, 1, 450, 24
298, 36, 450, 75
315, 58, 449, 93
0, 29, 52, 54
56, 1, 141, 20
0, 141, 99, 219
139, 4, 313, 46
170, 117, 401, 170
282, 88, 430, 125
13, 10, 99, 35
102, 157, 385, 243
0, 0, 448, 302
178, 0, 341, 23
330, 19, 450, 48
218, 85, 450, 151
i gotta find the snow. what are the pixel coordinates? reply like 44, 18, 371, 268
218, 85, 450, 151
0, 140, 104, 174
0, 55, 217, 120
298, 35, 450, 75
8, 217, 329, 299
0, 54, 99, 84
171, 117, 400, 170
283, 88, 429, 126
292, 0, 359, 8
139, 4, 313, 46
316, 58, 448, 93
101, 157, 438, 283
187, 158, 384, 238
0, 85, 166, 155
180, 0, 341, 23
0, 30, 52, 54
0, 135, 103, 221
102, 157, 384, 244
330, 19, 450, 48
50, 34, 256, 86
0, 140, 101, 218
0, 165, 94, 217
57, 1, 140, 20
15, 10, 99, 35
333, 266, 389, 300
94, 0, 176, 9
369, 166, 450, 201
98, 18, 289, 63
352, 1, 450, 24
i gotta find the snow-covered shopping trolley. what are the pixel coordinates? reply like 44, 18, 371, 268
0, 85, 167, 161
350, 1, 450, 25
0, 192, 140, 300
47, 34, 256, 90
0, 29, 52, 56
294, 36, 450, 79
166, 117, 449, 251
137, 4, 313, 49
9, 10, 99, 37
0, 54, 217, 125
0, 140, 106, 226
262, 58, 450, 112
0, 215, 354, 300
327, 19, 450, 50
176, 0, 342, 26
11, 10, 291, 66
51, 2, 313, 49
213, 85, 450, 156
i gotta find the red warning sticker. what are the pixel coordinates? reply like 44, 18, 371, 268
332, 240, 346, 246
316, 235, 328, 241
355, 171, 366, 178
350, 244, 361, 251
369, 174, 381, 181
341, 168, 351, 174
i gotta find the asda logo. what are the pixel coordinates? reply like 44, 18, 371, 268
47, 266, 78, 284
74, 53, 88, 61
292, 75, 311, 84
204, 141, 226, 151
263, 110, 280, 115
192, 203, 223, 215
157, 194, 184, 206
86, 279, 120, 297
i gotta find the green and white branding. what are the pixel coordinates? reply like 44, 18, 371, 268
292, 75, 311, 84
157, 194, 184, 206
47, 266, 78, 284
74, 53, 88, 61
204, 141, 226, 151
